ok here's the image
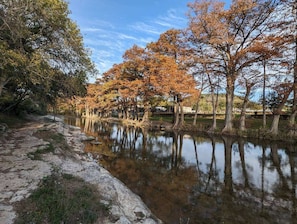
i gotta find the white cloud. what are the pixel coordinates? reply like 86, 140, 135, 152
117, 33, 137, 41
154, 9, 187, 29
81, 27, 104, 32
129, 22, 162, 35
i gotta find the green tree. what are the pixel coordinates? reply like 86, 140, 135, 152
0, 0, 95, 113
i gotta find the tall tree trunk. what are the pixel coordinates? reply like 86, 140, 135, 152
270, 88, 292, 135
173, 99, 180, 129
180, 101, 184, 126
134, 99, 139, 121
270, 114, 280, 135
289, 2, 297, 135
85, 105, 89, 117
289, 74, 297, 134
193, 99, 199, 125
222, 76, 235, 133
208, 85, 219, 132
271, 143, 289, 190
193, 91, 202, 125
239, 84, 252, 131
142, 103, 150, 124
173, 102, 180, 128
123, 107, 128, 119
262, 59, 267, 128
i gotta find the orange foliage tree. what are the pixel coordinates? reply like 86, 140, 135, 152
91, 43, 196, 124
187, 0, 279, 133
148, 29, 197, 127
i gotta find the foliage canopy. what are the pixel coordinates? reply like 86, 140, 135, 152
0, 0, 96, 114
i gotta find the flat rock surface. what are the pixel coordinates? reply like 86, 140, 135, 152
0, 116, 162, 224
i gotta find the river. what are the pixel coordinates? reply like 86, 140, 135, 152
65, 117, 297, 224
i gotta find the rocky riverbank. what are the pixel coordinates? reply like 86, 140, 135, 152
0, 115, 162, 224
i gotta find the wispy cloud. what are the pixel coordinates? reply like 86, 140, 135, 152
81, 27, 104, 33
129, 22, 163, 35
69, 1, 189, 80
117, 33, 137, 41
155, 9, 187, 29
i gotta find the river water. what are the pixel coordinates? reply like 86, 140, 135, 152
65, 117, 297, 224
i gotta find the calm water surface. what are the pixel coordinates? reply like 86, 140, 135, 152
65, 117, 297, 224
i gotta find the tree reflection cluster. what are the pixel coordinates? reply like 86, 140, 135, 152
66, 117, 297, 224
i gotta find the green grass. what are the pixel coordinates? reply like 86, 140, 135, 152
27, 144, 55, 160
14, 172, 110, 224
27, 130, 70, 160
34, 129, 70, 150
150, 113, 291, 134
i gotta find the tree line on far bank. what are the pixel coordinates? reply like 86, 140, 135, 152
70, 0, 297, 137
1, 0, 297, 138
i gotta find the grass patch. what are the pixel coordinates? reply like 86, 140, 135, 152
34, 129, 69, 151
27, 144, 55, 160
14, 172, 110, 224
27, 130, 70, 160
150, 113, 291, 134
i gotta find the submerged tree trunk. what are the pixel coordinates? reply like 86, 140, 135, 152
238, 139, 250, 188
222, 136, 233, 195
271, 143, 289, 190
288, 145, 297, 219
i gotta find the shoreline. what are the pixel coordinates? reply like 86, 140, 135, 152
0, 115, 162, 224
82, 116, 297, 144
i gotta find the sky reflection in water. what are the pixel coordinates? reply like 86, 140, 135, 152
65, 117, 297, 224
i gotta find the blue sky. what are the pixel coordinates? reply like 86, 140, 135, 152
67, 0, 229, 82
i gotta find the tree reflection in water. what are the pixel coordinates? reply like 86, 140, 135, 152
65, 117, 297, 224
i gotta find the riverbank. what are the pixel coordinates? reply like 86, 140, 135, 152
93, 115, 297, 144
0, 115, 162, 224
